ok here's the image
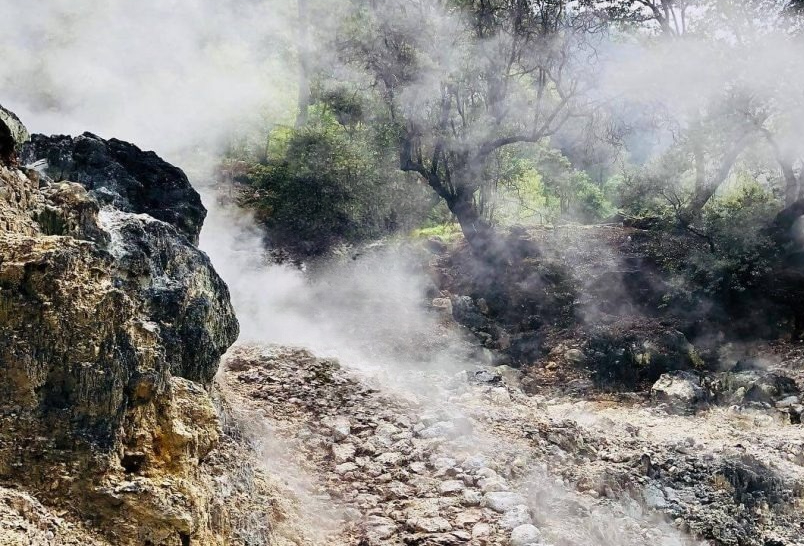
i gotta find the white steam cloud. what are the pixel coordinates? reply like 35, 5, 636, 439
1, 2, 792, 544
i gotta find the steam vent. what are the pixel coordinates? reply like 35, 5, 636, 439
3, 2, 804, 546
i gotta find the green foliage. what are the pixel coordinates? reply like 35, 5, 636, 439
646, 180, 783, 318
535, 147, 614, 223
700, 182, 781, 293
237, 112, 431, 256
410, 223, 463, 242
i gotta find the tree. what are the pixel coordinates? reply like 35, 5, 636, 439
582, 0, 694, 37
296, 0, 312, 128
346, 0, 601, 255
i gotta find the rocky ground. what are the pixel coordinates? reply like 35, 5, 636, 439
219, 337, 804, 546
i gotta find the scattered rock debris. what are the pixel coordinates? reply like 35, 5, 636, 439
221, 344, 804, 546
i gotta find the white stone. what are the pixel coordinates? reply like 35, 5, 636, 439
500, 504, 533, 530
484, 491, 527, 513
332, 442, 356, 463
510, 524, 542, 546
472, 522, 492, 539
439, 480, 465, 495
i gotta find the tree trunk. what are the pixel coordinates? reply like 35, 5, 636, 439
295, 0, 311, 129
780, 159, 799, 208
679, 134, 752, 225
448, 189, 496, 255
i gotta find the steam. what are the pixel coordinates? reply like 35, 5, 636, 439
0, 2, 797, 544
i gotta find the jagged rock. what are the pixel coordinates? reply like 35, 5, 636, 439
332, 442, 357, 463
407, 516, 452, 533
643, 483, 668, 509
0, 108, 239, 545
324, 415, 352, 441
21, 133, 206, 243
709, 370, 800, 406
439, 480, 465, 495
650, 371, 707, 413
564, 348, 586, 364
472, 522, 492, 539
451, 296, 486, 330
0, 104, 29, 163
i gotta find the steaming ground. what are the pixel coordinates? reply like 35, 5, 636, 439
199, 194, 804, 545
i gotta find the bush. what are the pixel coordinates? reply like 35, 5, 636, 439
237, 115, 432, 257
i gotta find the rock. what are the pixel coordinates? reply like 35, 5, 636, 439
377, 452, 404, 466
500, 505, 533, 530
0, 104, 29, 163
439, 480, 465, 495
510, 524, 542, 546
462, 489, 483, 506
455, 510, 482, 526
488, 387, 512, 404
462, 455, 490, 471
776, 395, 800, 408
472, 522, 492, 539
332, 443, 357, 463
407, 516, 453, 533
650, 371, 707, 413
711, 370, 800, 405
483, 492, 528, 513
469, 368, 503, 385
335, 462, 359, 475
419, 421, 459, 439
22, 133, 206, 244
0, 108, 240, 545
409, 461, 427, 474
451, 296, 486, 330
643, 483, 668, 509
432, 297, 453, 314
479, 477, 509, 492
364, 515, 397, 541
565, 349, 586, 364
324, 416, 352, 441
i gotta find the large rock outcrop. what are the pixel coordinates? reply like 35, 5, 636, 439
0, 106, 242, 545
21, 132, 206, 244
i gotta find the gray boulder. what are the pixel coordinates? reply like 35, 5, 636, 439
650, 371, 707, 413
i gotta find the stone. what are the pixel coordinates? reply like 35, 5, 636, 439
407, 516, 452, 533
776, 395, 800, 408
0, 108, 241, 546
364, 515, 397, 540
478, 477, 509, 493
324, 416, 352, 441
455, 509, 482, 526
419, 421, 458, 439
462, 489, 483, 506
332, 443, 356, 463
712, 370, 800, 405
650, 371, 707, 413
472, 522, 492, 539
510, 524, 542, 546
0, 104, 29, 163
500, 505, 533, 530
439, 480, 465, 495
22, 133, 206, 244
483, 492, 528, 513
643, 483, 668, 509
565, 349, 586, 364
377, 452, 404, 466
335, 462, 359, 475
432, 297, 453, 314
